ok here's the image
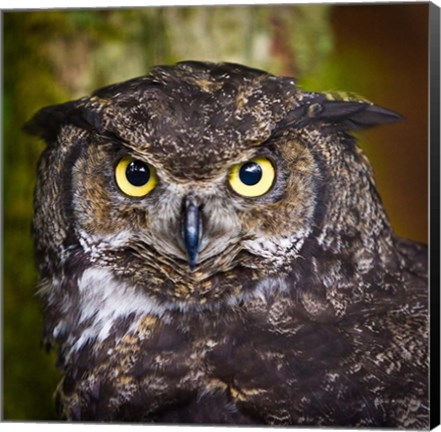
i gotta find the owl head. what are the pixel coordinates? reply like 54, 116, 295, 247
27, 61, 399, 313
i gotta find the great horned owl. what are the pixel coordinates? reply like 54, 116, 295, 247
26, 61, 428, 427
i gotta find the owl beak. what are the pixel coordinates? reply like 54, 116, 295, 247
182, 196, 202, 270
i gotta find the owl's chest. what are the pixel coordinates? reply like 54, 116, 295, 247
86, 307, 364, 423
63, 295, 407, 425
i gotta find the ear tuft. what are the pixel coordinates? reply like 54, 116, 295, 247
24, 97, 107, 142
340, 103, 402, 130
274, 91, 402, 136
311, 99, 402, 130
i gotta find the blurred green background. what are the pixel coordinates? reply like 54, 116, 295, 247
2, 4, 429, 420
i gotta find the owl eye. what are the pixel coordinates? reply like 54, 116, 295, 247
229, 157, 275, 197
115, 156, 157, 197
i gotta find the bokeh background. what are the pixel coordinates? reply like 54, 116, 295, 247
3, 3, 429, 420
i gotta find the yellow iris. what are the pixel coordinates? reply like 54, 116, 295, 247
229, 157, 275, 197
115, 156, 157, 197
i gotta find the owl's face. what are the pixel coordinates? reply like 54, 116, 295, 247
71, 113, 317, 306
29, 62, 398, 308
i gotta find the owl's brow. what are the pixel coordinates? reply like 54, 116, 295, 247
95, 130, 128, 147
267, 113, 305, 140
95, 132, 151, 159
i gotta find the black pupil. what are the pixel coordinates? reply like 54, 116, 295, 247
126, 160, 150, 186
239, 162, 262, 186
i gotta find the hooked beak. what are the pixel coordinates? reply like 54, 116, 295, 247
181, 196, 202, 270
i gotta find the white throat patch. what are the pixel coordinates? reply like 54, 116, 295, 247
69, 267, 165, 354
